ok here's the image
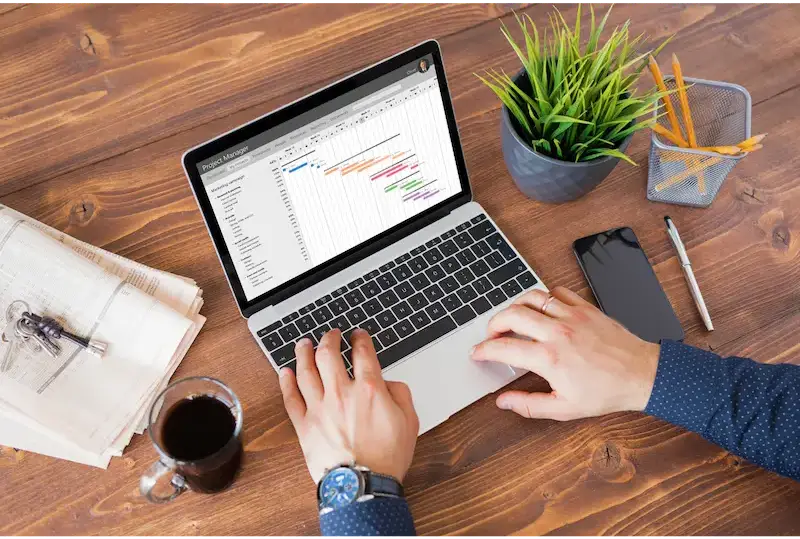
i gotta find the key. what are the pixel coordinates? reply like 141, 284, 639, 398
394, 281, 415, 299
410, 311, 431, 329
363, 298, 383, 317
315, 295, 332, 307
393, 318, 415, 338
409, 274, 430, 291
502, 280, 523, 297
471, 240, 492, 258
473, 276, 491, 295
24, 312, 107, 357
452, 305, 477, 325
376, 273, 397, 290
454, 267, 475, 286
471, 296, 492, 315
258, 321, 281, 337
441, 256, 461, 274
408, 256, 428, 273
487, 288, 507, 306
455, 250, 476, 266
468, 220, 496, 241
17, 320, 60, 358
271, 343, 296, 367
262, 332, 283, 352
361, 318, 381, 335
312, 305, 333, 325
330, 315, 350, 332
312, 324, 331, 343
361, 280, 382, 298
439, 240, 458, 257
456, 222, 471, 232
279, 323, 301, 342
456, 285, 477, 303
344, 289, 366, 307
422, 247, 443, 265
469, 259, 491, 277
392, 264, 412, 282
486, 233, 509, 250
377, 290, 400, 308
346, 307, 368, 326
348, 277, 365, 289
471, 214, 487, 224
440, 276, 459, 294
392, 300, 412, 319
376, 310, 398, 329
517, 271, 538, 289
442, 294, 462, 312
296, 315, 315, 333
376, 317, 456, 369
377, 327, 400, 348
453, 232, 473, 249
485, 252, 504, 268
424, 264, 446, 282
425, 301, 447, 321
423, 284, 444, 302
488, 259, 526, 287
408, 292, 429, 311
329, 298, 349, 315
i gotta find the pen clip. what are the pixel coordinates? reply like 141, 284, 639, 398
665, 217, 691, 266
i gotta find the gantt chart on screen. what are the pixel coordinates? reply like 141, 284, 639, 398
204, 68, 462, 300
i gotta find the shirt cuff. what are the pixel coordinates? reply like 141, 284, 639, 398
644, 339, 723, 433
319, 496, 416, 536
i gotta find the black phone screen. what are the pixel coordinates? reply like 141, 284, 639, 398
573, 227, 684, 343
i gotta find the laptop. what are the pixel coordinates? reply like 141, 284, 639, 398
182, 40, 548, 434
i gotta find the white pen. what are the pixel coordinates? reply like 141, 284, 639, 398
665, 216, 714, 331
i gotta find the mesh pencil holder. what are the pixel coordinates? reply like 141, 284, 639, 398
647, 76, 751, 208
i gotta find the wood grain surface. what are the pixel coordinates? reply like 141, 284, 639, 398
1, 3, 799, 535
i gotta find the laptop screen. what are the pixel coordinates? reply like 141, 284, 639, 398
196, 54, 463, 301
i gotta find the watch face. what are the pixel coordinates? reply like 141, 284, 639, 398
320, 467, 361, 509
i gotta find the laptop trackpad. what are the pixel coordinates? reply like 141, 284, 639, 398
383, 322, 521, 434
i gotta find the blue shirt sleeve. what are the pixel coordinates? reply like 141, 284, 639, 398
645, 340, 800, 480
319, 497, 416, 536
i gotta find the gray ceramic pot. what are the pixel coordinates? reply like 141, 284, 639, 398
500, 71, 632, 203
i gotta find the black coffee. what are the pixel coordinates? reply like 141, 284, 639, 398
161, 395, 242, 493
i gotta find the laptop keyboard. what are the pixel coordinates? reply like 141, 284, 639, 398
256, 214, 538, 377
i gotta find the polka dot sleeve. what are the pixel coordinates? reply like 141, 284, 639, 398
319, 496, 416, 536
645, 340, 800, 480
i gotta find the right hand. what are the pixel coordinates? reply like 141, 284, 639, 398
278, 328, 419, 484
471, 287, 660, 421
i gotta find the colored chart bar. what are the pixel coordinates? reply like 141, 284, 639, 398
288, 162, 308, 173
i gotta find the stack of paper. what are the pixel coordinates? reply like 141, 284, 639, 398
0, 205, 205, 468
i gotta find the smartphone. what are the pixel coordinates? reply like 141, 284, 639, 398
573, 227, 684, 343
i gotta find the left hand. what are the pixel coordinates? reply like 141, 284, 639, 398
278, 328, 419, 483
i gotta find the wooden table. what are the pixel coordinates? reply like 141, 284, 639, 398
1, 4, 799, 535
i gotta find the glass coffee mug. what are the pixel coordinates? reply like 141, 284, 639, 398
140, 377, 243, 503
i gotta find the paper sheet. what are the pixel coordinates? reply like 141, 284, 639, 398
0, 205, 205, 468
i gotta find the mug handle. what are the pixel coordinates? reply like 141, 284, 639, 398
140, 460, 187, 504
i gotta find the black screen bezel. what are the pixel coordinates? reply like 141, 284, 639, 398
183, 41, 471, 317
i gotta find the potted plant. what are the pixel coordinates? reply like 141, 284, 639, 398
479, 6, 670, 203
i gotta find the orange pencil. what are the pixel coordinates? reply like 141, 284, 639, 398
648, 56, 687, 146
672, 53, 697, 148
652, 123, 689, 148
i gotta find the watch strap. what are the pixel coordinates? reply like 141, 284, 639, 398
365, 472, 404, 499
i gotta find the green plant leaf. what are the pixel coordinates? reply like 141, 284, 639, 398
584, 147, 637, 165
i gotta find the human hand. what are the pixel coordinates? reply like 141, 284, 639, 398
471, 287, 660, 420
278, 328, 419, 483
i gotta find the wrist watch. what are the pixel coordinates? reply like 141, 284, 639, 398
317, 464, 404, 514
